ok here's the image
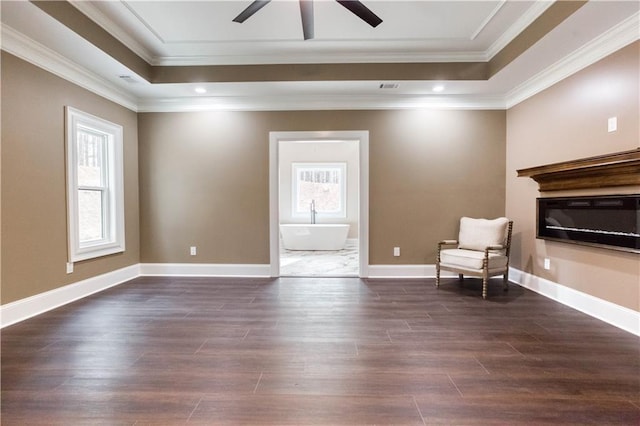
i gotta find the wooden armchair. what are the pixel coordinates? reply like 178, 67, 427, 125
436, 217, 513, 299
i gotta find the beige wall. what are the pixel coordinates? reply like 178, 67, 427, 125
279, 141, 359, 239
138, 109, 506, 265
506, 41, 640, 312
2, 32, 636, 319
1, 53, 140, 304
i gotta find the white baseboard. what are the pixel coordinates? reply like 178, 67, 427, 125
0, 264, 140, 328
368, 264, 639, 336
140, 263, 271, 277
3, 262, 637, 337
509, 267, 640, 337
367, 264, 457, 279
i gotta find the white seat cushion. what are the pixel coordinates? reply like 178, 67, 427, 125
458, 217, 509, 251
440, 248, 508, 270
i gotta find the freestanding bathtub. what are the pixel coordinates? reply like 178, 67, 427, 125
280, 224, 350, 251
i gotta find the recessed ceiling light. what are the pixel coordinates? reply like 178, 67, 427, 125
432, 84, 445, 92
194, 87, 207, 94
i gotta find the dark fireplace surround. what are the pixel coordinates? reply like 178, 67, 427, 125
537, 195, 640, 253
518, 149, 640, 254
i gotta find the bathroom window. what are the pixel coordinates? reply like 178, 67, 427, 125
292, 163, 346, 218
66, 107, 125, 262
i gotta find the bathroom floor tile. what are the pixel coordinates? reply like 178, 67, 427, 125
280, 242, 358, 276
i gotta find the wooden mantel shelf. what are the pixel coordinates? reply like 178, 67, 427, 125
517, 148, 640, 191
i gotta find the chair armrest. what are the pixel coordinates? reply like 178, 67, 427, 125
483, 245, 506, 260
437, 240, 458, 263
438, 240, 458, 256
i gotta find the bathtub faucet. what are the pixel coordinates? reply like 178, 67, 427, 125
310, 200, 317, 224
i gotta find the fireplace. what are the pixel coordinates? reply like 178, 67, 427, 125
537, 194, 640, 253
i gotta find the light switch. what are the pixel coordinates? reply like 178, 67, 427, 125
608, 117, 617, 132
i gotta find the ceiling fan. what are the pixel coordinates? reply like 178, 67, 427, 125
233, 0, 383, 40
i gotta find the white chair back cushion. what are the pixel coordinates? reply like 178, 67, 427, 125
458, 217, 509, 251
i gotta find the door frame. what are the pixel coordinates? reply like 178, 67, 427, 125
269, 130, 369, 278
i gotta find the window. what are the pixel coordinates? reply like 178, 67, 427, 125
292, 163, 346, 218
66, 107, 125, 262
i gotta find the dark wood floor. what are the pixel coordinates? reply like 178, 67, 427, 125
2, 276, 639, 425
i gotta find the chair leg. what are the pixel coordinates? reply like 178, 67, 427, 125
435, 264, 440, 288
458, 273, 463, 281
503, 272, 509, 292
482, 272, 488, 300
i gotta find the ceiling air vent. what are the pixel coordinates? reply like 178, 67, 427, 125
379, 83, 399, 89
118, 75, 139, 84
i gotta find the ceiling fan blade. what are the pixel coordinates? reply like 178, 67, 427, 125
233, 0, 271, 23
299, 0, 314, 40
335, 0, 382, 27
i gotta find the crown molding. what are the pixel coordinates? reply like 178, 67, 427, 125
486, 0, 555, 61
69, 0, 156, 65
137, 94, 506, 113
153, 50, 487, 66
1, 24, 139, 112
505, 11, 640, 109
470, 0, 506, 41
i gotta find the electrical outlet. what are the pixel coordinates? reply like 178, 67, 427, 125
393, 247, 400, 257
608, 116, 617, 132
543, 258, 551, 270
190, 246, 197, 256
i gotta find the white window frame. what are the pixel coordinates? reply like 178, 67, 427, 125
66, 107, 125, 262
291, 162, 347, 219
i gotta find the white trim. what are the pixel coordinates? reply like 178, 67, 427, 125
1, 24, 138, 112
269, 136, 281, 278
358, 136, 369, 278
153, 51, 487, 67
506, 11, 640, 108
368, 264, 639, 336
66, 107, 126, 262
485, 1, 555, 60
509, 267, 640, 337
136, 94, 508, 113
470, 0, 506, 41
139, 263, 271, 277
2, 263, 637, 337
69, 1, 156, 65
0, 264, 140, 328
368, 264, 457, 279
269, 131, 369, 278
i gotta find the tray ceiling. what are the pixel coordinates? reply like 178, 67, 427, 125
79, 0, 539, 64
1, 1, 638, 111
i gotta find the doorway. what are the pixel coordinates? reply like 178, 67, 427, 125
269, 131, 369, 278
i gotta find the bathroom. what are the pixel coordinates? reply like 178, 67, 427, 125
278, 139, 359, 276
